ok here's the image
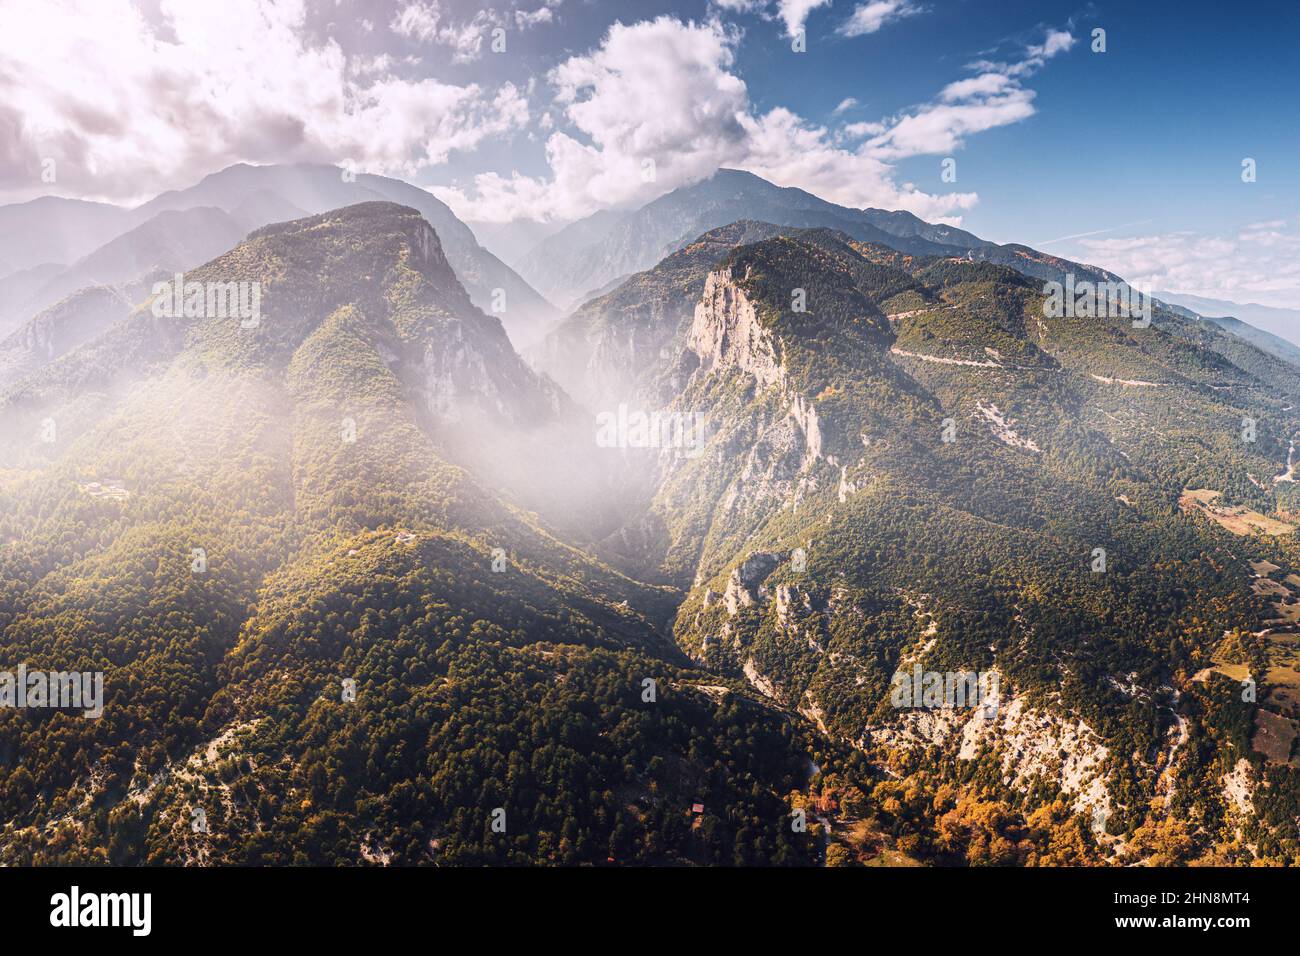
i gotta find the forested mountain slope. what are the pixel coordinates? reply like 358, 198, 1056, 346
3, 203, 1298, 866
567, 227, 1300, 863
0, 204, 826, 865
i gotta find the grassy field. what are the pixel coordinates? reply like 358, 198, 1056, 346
1181, 488, 1296, 536
1252, 710, 1298, 764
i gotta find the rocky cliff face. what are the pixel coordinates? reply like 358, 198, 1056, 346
248, 204, 563, 433
687, 268, 784, 390
418, 318, 562, 426
528, 222, 793, 414
364, 210, 609, 536
673, 266, 831, 517
868, 691, 1113, 821
722, 550, 783, 613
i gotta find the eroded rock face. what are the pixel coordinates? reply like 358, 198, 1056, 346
737, 551, 782, 587
419, 319, 562, 426
786, 392, 822, 467
421, 322, 490, 424
866, 690, 1113, 820
676, 268, 830, 526
688, 269, 783, 390
401, 219, 565, 430
723, 551, 783, 614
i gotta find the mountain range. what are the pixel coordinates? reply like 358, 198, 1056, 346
0, 164, 559, 348
509, 168, 1119, 312
1, 166, 1299, 867
1158, 291, 1300, 351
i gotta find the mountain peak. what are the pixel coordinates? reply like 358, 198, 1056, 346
0, 162, 558, 347
709, 167, 778, 186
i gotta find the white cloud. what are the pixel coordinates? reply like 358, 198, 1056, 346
865, 86, 1037, 160
718, 0, 916, 38
740, 107, 977, 219
864, 27, 1073, 160
1029, 28, 1075, 60
841, 120, 885, 139
5, 3, 1069, 231
390, 1, 503, 63
436, 16, 978, 224
439, 17, 749, 221
939, 73, 1014, 101
1076, 221, 1300, 310
776, 0, 833, 37
545, 17, 749, 206
391, 1, 441, 42
515, 7, 554, 29
969, 27, 1076, 78
0, 0, 528, 202
515, 1, 563, 30
837, 0, 921, 38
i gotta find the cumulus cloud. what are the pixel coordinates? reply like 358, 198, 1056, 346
1075, 221, 1300, 310
437, 16, 979, 224
739, 107, 976, 218
545, 16, 750, 206
439, 18, 747, 221
837, 0, 921, 38
0, 0, 528, 203
1, 3, 1074, 236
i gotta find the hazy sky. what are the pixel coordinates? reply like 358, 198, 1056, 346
1, 0, 1297, 307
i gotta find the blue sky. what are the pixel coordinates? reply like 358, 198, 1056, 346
2, 0, 1296, 305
